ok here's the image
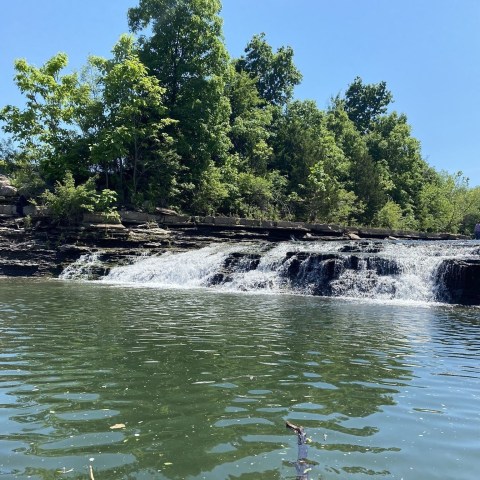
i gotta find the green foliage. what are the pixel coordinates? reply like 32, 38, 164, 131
0, 2, 477, 234
325, 104, 378, 224
367, 112, 427, 213
272, 100, 326, 190
236, 33, 302, 107
42, 172, 117, 224
306, 161, 360, 224
271, 100, 358, 223
0, 54, 91, 181
226, 68, 273, 174
128, 0, 228, 107
236, 171, 287, 219
0, 138, 17, 174
85, 35, 179, 206
374, 200, 404, 229
343, 76, 393, 134
417, 171, 472, 233
191, 161, 228, 215
128, 0, 231, 186
11, 161, 46, 197
459, 187, 480, 235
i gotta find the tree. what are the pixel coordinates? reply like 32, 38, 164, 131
0, 138, 17, 175
226, 68, 273, 174
271, 100, 325, 190
306, 155, 359, 224
331, 87, 430, 226
236, 33, 302, 107
41, 171, 117, 224
325, 103, 385, 224
343, 76, 393, 134
374, 200, 404, 229
190, 161, 228, 214
271, 100, 357, 222
85, 35, 179, 207
367, 112, 428, 216
128, 0, 232, 207
0, 53, 91, 181
417, 171, 472, 233
459, 186, 480, 235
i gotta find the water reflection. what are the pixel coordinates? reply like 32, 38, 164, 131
0, 279, 479, 479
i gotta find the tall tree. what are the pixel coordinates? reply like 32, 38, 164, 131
271, 100, 357, 222
0, 53, 90, 181
85, 35, 178, 207
417, 171, 473, 233
343, 76, 393, 134
128, 0, 231, 206
236, 33, 302, 107
326, 103, 385, 224
226, 68, 273, 174
367, 112, 428, 216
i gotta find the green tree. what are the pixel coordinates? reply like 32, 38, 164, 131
325, 103, 386, 224
271, 100, 325, 190
374, 200, 404, 229
417, 171, 472, 233
226, 68, 273, 174
459, 186, 480, 235
271, 100, 357, 222
42, 171, 117, 224
0, 53, 91, 181
0, 138, 17, 175
367, 112, 428, 217
190, 161, 228, 214
236, 33, 302, 107
342, 76, 393, 134
85, 35, 179, 207
128, 0, 232, 208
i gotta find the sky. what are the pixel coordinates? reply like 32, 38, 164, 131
1, 0, 479, 185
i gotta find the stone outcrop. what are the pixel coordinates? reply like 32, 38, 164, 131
0, 178, 478, 305
280, 250, 401, 296
0, 212, 479, 305
0, 175, 17, 197
207, 252, 262, 286
437, 259, 480, 305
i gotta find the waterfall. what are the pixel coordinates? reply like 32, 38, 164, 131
59, 252, 105, 280
102, 245, 247, 288
60, 241, 480, 304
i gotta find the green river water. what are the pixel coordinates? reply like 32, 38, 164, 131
0, 278, 479, 479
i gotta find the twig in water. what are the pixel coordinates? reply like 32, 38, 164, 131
286, 421, 310, 479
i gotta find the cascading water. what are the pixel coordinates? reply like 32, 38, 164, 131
103, 245, 248, 288
60, 240, 480, 304
59, 252, 104, 280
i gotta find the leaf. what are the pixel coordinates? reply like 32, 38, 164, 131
109, 423, 126, 429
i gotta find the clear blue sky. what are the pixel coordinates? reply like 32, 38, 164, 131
1, 0, 479, 185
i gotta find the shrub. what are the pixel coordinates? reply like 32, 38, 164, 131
374, 200, 403, 229
42, 172, 118, 224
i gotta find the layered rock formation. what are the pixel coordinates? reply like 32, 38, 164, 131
0, 184, 478, 305
437, 259, 480, 305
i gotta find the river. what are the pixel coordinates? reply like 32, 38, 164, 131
1, 241, 479, 479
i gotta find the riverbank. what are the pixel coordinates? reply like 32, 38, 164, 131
1, 210, 479, 305
0, 209, 470, 275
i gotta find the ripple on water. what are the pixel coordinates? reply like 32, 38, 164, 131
39, 431, 125, 451
0, 278, 479, 479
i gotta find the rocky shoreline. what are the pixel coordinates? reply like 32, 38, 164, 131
1, 204, 479, 305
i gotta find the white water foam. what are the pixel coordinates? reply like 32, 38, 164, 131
60, 241, 479, 304
101, 244, 246, 289
59, 252, 104, 281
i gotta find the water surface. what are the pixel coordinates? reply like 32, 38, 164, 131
0, 278, 479, 479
